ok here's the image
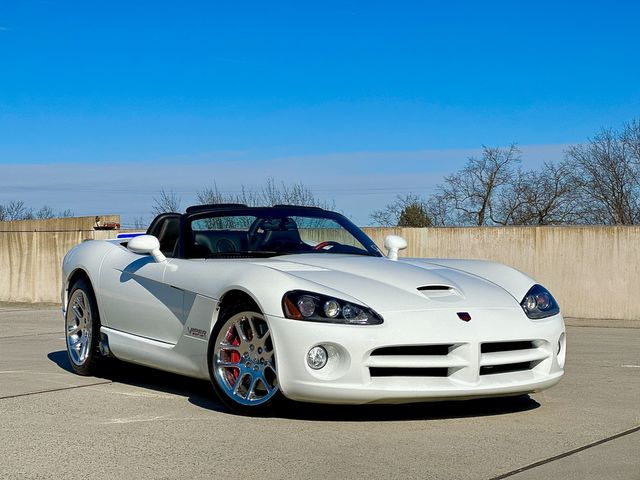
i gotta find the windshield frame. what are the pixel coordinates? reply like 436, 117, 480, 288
176, 206, 383, 259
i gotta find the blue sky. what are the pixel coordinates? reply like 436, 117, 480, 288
1, 1, 639, 225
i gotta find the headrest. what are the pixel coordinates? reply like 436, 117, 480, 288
261, 217, 298, 231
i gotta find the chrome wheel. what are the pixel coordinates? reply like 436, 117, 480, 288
66, 289, 93, 366
213, 311, 278, 407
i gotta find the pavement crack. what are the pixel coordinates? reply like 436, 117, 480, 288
489, 425, 640, 480
0, 380, 112, 400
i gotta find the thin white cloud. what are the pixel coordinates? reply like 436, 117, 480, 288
0, 143, 570, 226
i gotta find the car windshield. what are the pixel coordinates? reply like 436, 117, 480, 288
186, 208, 382, 258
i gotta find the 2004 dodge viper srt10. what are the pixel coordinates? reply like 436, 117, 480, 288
62, 204, 565, 415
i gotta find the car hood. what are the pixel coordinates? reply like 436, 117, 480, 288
252, 254, 519, 313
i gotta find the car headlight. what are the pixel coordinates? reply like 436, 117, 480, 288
282, 290, 383, 325
521, 285, 560, 319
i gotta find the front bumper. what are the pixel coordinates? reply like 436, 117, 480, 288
267, 307, 565, 404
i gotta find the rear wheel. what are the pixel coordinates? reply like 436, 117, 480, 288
208, 303, 280, 415
65, 278, 102, 376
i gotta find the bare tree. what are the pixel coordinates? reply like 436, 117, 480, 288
371, 144, 583, 227
152, 188, 182, 215
258, 178, 333, 208
5, 200, 30, 220
196, 181, 229, 205
196, 177, 333, 210
622, 119, 640, 165
437, 145, 521, 226
0, 201, 75, 221
371, 145, 520, 227
566, 124, 640, 225
132, 216, 149, 230
425, 194, 452, 227
492, 160, 579, 225
371, 121, 640, 227
35, 205, 55, 220
371, 194, 432, 227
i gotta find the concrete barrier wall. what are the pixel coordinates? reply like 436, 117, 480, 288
1, 218, 638, 320
362, 226, 640, 321
0, 217, 122, 303
0, 215, 120, 232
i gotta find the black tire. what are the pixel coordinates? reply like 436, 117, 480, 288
207, 302, 282, 416
65, 278, 103, 376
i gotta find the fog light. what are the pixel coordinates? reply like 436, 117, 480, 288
306, 346, 328, 370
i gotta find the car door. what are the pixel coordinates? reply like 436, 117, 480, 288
98, 243, 186, 344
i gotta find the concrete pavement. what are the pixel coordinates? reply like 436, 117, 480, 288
0, 305, 638, 480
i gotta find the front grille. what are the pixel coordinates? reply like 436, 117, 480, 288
479, 340, 545, 376
370, 367, 449, 377
481, 341, 536, 353
367, 343, 461, 378
480, 362, 534, 376
367, 339, 549, 381
371, 344, 454, 356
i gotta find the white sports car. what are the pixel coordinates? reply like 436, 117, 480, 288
62, 204, 565, 415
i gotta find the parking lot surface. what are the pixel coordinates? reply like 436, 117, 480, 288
0, 305, 638, 480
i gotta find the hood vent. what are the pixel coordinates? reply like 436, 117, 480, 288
417, 285, 462, 301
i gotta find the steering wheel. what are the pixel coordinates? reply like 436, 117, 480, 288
247, 217, 266, 249
314, 240, 341, 251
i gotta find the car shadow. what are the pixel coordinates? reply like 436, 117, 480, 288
47, 350, 75, 373
48, 350, 540, 421
265, 395, 540, 422
47, 350, 227, 414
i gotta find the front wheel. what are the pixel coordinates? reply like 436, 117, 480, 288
208, 303, 280, 415
65, 278, 102, 376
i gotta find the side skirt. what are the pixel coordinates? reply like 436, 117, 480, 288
101, 326, 209, 380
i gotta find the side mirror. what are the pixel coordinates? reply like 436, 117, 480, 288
383, 235, 407, 261
127, 235, 166, 263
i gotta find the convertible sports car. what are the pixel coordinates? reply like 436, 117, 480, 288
62, 204, 565, 415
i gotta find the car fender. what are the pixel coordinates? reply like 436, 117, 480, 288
62, 240, 117, 316
164, 259, 368, 323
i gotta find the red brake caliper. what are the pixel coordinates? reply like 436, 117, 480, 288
224, 326, 241, 384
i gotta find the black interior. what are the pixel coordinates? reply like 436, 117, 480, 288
144, 205, 381, 259
193, 230, 248, 256
248, 217, 308, 252
187, 218, 311, 258
146, 213, 181, 257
